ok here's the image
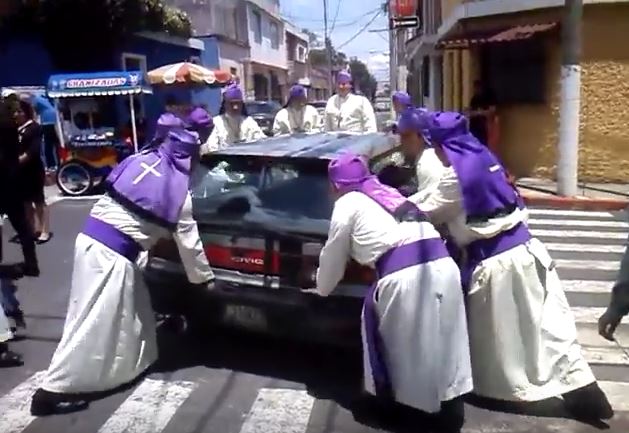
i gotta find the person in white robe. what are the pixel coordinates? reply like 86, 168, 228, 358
201, 84, 265, 154
272, 84, 321, 135
324, 71, 377, 133
30, 120, 214, 416
414, 110, 613, 421
307, 152, 473, 432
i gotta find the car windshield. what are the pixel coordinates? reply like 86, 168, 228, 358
190, 156, 332, 236
246, 102, 279, 115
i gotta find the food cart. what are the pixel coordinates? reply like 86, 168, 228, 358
47, 70, 152, 196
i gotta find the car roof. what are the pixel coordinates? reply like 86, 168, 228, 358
208, 132, 399, 161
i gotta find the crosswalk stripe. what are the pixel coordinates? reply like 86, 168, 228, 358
582, 346, 629, 365
527, 209, 615, 218
546, 243, 625, 254
572, 307, 629, 324
598, 381, 629, 412
239, 388, 315, 433
0, 372, 44, 433
531, 229, 627, 240
528, 219, 629, 229
96, 379, 197, 433
562, 280, 613, 293
555, 259, 620, 272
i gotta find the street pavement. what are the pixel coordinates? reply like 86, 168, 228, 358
0, 200, 628, 433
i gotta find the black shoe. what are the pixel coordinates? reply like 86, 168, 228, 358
17, 263, 40, 278
434, 397, 465, 433
0, 347, 24, 367
563, 382, 614, 420
30, 388, 89, 416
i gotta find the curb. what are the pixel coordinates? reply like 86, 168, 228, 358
521, 193, 629, 211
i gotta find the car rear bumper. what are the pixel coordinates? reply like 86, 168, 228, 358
144, 258, 364, 346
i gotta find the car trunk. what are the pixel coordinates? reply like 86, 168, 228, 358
149, 155, 375, 292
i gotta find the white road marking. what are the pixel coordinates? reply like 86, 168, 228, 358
239, 388, 315, 433
562, 280, 613, 293
0, 372, 45, 433
546, 243, 626, 254
528, 218, 629, 229
97, 379, 197, 433
531, 229, 627, 240
598, 381, 629, 412
555, 259, 620, 272
527, 209, 615, 218
572, 307, 629, 324
581, 346, 629, 365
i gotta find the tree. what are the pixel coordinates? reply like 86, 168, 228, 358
1, 0, 192, 71
349, 58, 377, 100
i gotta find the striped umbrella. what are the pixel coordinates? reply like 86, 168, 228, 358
147, 62, 232, 86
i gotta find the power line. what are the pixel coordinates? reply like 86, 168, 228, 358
329, 0, 342, 33
281, 7, 380, 24
336, 10, 382, 50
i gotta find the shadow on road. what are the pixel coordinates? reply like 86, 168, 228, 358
148, 325, 611, 433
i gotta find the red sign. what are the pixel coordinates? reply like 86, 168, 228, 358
390, 0, 417, 17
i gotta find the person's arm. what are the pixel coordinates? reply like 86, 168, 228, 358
324, 97, 336, 132
315, 199, 354, 296
308, 106, 322, 132
18, 124, 43, 164
361, 97, 378, 133
272, 109, 288, 136
414, 166, 463, 225
172, 192, 215, 284
244, 117, 266, 140
201, 118, 223, 154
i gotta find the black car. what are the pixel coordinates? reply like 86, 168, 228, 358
145, 132, 410, 346
245, 100, 282, 136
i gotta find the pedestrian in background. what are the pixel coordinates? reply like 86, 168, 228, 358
14, 100, 52, 244
31, 94, 60, 172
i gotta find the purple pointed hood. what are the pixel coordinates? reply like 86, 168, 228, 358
105, 128, 201, 229
427, 111, 519, 218
336, 71, 352, 85
186, 106, 213, 142
152, 112, 184, 144
392, 91, 412, 108
397, 107, 431, 143
328, 152, 407, 213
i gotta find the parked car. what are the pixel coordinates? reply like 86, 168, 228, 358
245, 100, 282, 136
145, 132, 407, 346
310, 101, 327, 129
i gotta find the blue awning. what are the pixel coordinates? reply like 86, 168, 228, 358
47, 70, 152, 98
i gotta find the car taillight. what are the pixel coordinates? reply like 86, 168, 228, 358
300, 242, 375, 287
150, 237, 181, 263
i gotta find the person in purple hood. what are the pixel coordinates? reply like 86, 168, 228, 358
30, 127, 215, 416
202, 84, 264, 153
418, 111, 613, 420
384, 91, 412, 133
307, 152, 472, 432
272, 84, 321, 135
324, 71, 377, 133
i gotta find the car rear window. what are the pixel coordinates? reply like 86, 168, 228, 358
246, 102, 280, 115
190, 156, 333, 235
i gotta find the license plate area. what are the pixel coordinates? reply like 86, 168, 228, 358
222, 305, 267, 331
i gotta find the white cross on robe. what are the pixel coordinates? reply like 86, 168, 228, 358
132, 159, 162, 185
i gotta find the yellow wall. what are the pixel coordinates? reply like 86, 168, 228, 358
499, 5, 629, 182
443, 4, 629, 182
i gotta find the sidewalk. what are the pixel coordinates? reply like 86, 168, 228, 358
517, 178, 629, 211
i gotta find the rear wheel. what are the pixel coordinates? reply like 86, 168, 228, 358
56, 161, 93, 196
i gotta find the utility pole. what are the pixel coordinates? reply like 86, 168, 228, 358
387, 1, 398, 120
557, 0, 583, 196
323, 0, 334, 95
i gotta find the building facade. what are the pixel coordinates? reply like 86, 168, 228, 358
285, 21, 309, 88
408, 0, 629, 182
243, 0, 288, 102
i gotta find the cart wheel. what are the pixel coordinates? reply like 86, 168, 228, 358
56, 161, 94, 196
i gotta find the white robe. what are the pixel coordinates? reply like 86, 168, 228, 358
201, 114, 265, 154
0, 304, 11, 343
418, 167, 595, 401
272, 105, 321, 136
315, 191, 473, 413
42, 194, 214, 394
408, 148, 446, 204
324, 93, 378, 133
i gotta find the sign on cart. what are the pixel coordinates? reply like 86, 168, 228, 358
223, 305, 268, 331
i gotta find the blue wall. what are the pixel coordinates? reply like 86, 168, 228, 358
193, 36, 221, 116
0, 37, 53, 86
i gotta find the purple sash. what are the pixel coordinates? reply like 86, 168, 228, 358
82, 216, 142, 262
461, 222, 531, 291
363, 237, 449, 398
